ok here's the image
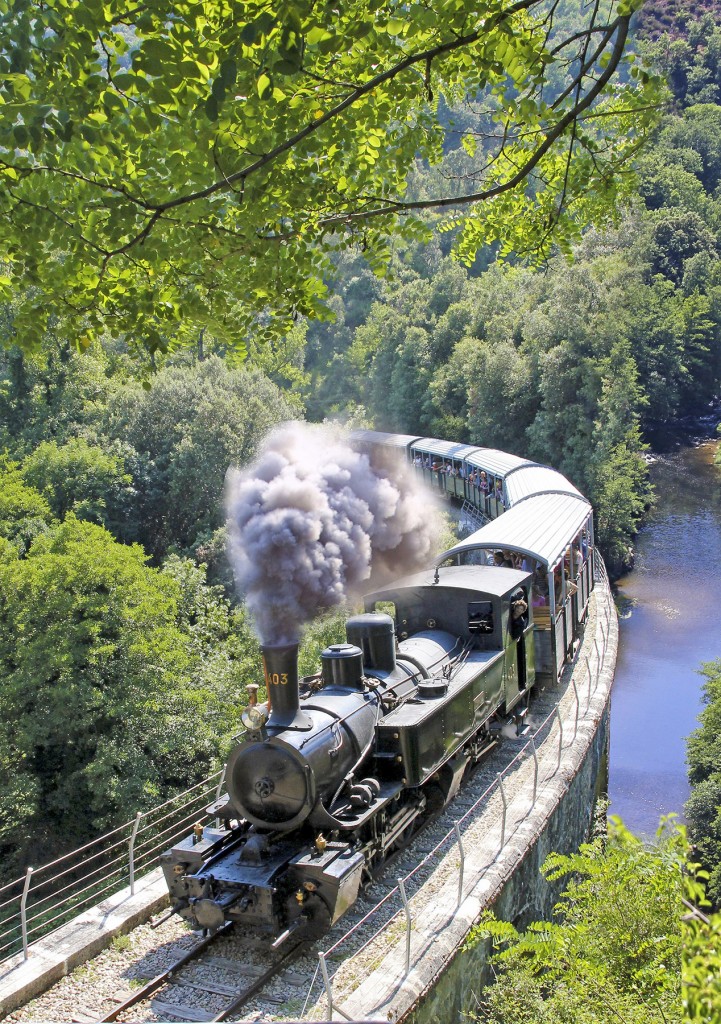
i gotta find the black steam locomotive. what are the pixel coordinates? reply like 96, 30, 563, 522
161, 563, 533, 943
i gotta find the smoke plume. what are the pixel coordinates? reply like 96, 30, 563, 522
226, 423, 441, 644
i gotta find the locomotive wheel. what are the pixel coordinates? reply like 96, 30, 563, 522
421, 780, 446, 816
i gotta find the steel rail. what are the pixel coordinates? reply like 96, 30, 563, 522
210, 940, 305, 1022
91, 921, 234, 1023
89, 922, 304, 1024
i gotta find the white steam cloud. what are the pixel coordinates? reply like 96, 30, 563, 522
226, 423, 441, 644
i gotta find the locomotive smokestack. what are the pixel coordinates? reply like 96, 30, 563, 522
262, 643, 312, 731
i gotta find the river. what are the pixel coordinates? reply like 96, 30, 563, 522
608, 439, 721, 836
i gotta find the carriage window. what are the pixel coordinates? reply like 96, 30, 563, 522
468, 601, 494, 634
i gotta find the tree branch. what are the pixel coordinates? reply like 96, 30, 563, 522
313, 17, 630, 229
144, 0, 541, 214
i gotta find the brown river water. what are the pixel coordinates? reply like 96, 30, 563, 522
609, 438, 721, 836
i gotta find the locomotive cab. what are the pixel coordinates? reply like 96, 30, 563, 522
363, 564, 531, 648
363, 564, 535, 788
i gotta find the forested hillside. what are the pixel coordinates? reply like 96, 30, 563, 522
636, 0, 721, 41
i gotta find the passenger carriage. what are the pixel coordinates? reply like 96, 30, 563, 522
352, 431, 595, 683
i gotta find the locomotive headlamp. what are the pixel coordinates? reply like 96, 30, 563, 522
241, 703, 269, 731
241, 683, 268, 730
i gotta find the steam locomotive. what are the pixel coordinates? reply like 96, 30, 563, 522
161, 562, 534, 944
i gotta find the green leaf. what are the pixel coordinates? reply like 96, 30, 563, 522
273, 58, 300, 75
219, 58, 237, 86
306, 26, 334, 45
113, 72, 136, 91
461, 132, 477, 157
211, 77, 225, 102
204, 95, 219, 121
12, 123, 29, 147
257, 71, 272, 99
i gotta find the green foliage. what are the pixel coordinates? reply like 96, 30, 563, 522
0, 458, 55, 555
649, 209, 718, 285
298, 611, 347, 678
0, 518, 251, 866
589, 342, 653, 571
686, 659, 721, 905
473, 342, 538, 454
0, 341, 124, 456
100, 356, 298, 558
0, 0, 660, 355
683, 908, 721, 1021
466, 817, 687, 1023
21, 438, 135, 537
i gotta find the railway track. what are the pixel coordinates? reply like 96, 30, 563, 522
75, 921, 305, 1024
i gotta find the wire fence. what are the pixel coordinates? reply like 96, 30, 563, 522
309, 561, 615, 1019
0, 768, 225, 966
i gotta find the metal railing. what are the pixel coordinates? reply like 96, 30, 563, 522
307, 567, 615, 1019
0, 769, 223, 966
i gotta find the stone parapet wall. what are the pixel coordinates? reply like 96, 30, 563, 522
410, 705, 610, 1024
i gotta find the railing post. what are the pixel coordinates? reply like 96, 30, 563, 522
317, 951, 351, 1022
595, 636, 603, 692
398, 878, 412, 976
215, 764, 227, 827
20, 866, 33, 961
454, 823, 465, 909
497, 773, 508, 849
572, 679, 580, 739
585, 655, 593, 709
215, 764, 227, 805
556, 706, 564, 770
530, 737, 539, 806
129, 811, 142, 895
319, 951, 333, 1019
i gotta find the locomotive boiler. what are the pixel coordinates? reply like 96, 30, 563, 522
161, 563, 534, 942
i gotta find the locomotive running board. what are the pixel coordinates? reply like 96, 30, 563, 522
310, 779, 405, 832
